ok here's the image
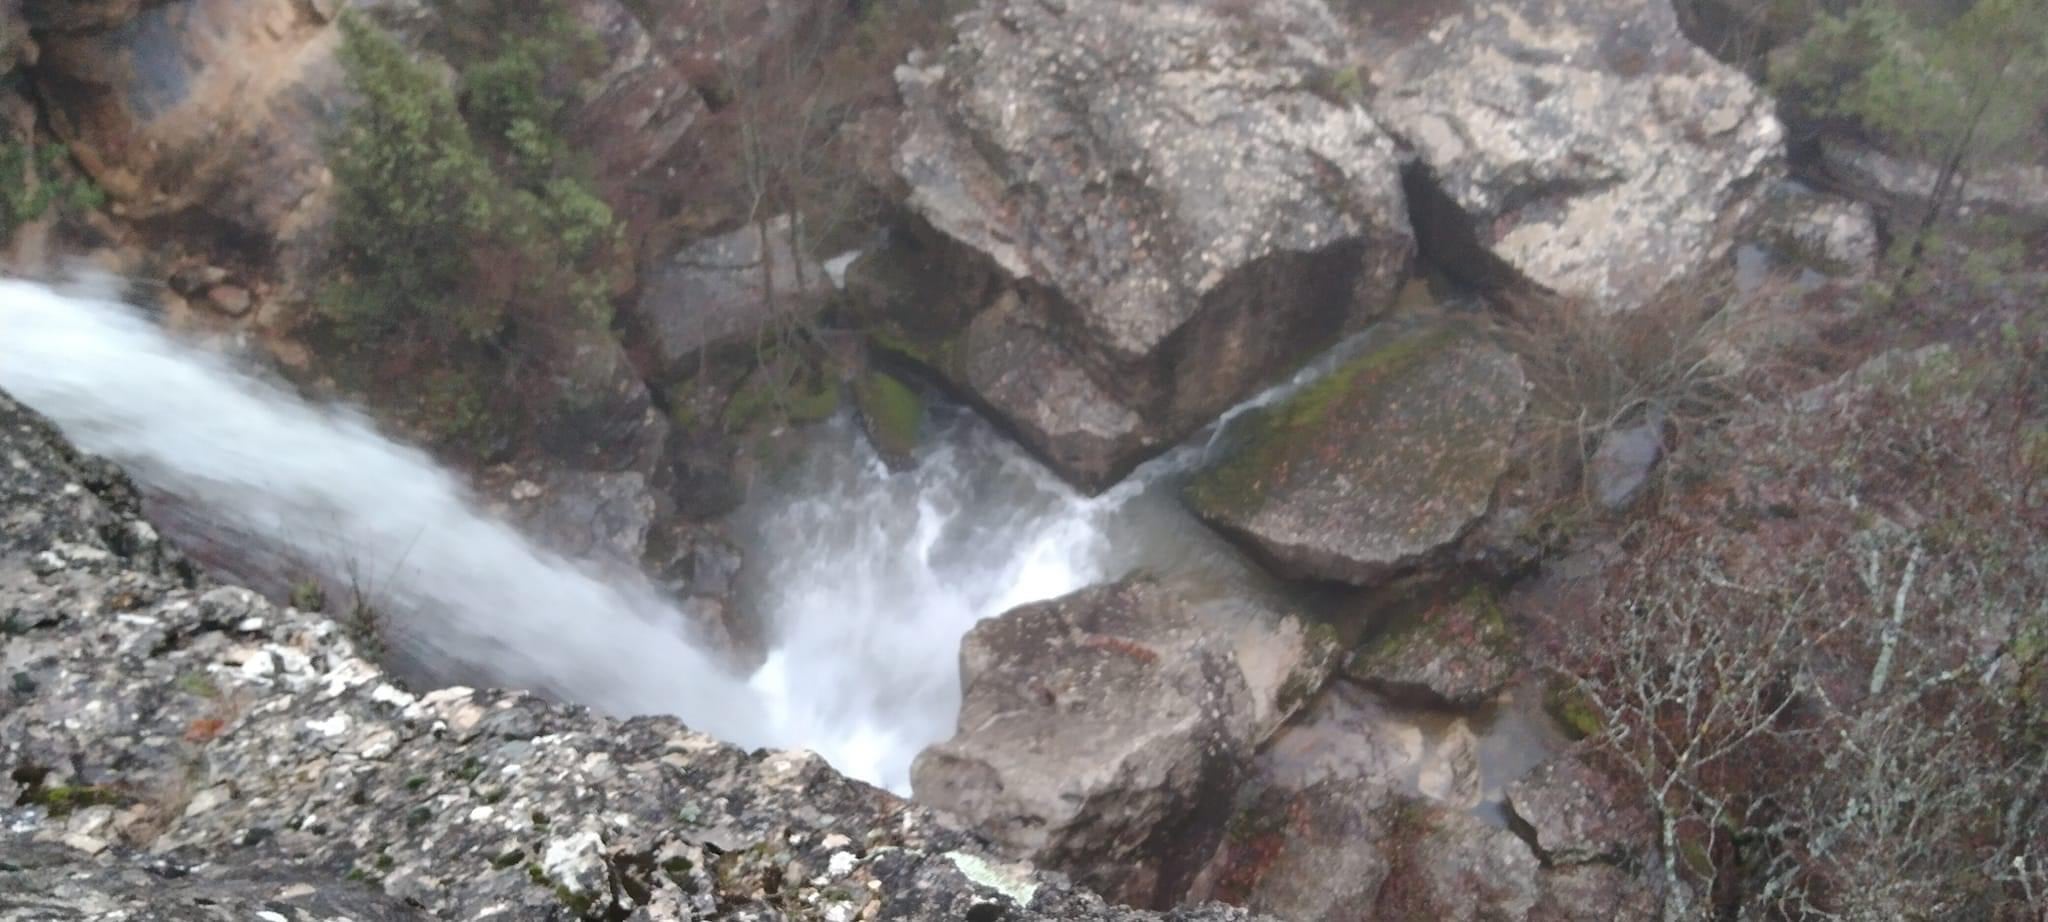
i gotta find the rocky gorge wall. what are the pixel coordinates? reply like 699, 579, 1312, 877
0, 391, 1262, 920
6, 0, 2008, 918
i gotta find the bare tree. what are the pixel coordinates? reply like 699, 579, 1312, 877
1547, 339, 2048, 920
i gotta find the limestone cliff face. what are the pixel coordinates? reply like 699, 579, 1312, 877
0, 388, 1266, 921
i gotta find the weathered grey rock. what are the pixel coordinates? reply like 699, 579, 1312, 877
1347, 0, 1783, 309
1507, 754, 1654, 864
1748, 182, 1880, 279
1186, 321, 1529, 586
0, 840, 427, 921
1348, 588, 1519, 707
1530, 862, 1662, 921
1376, 804, 1543, 921
1191, 762, 1546, 921
557, 0, 706, 204
627, 0, 815, 81
1191, 778, 1401, 920
912, 578, 1258, 908
502, 469, 660, 565
885, 0, 1414, 490
1228, 610, 1344, 743
0, 390, 1268, 922
1818, 137, 2048, 223
632, 216, 831, 373
1589, 411, 1666, 511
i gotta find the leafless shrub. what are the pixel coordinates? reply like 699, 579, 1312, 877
1543, 327, 2048, 920
1501, 277, 1805, 509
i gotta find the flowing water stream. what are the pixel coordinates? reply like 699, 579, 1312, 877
0, 276, 1550, 802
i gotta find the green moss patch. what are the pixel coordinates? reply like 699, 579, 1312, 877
855, 371, 925, 462
1187, 322, 1462, 520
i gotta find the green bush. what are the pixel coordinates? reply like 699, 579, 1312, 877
322, 8, 622, 451
325, 15, 496, 338
325, 8, 618, 336
1, 140, 105, 240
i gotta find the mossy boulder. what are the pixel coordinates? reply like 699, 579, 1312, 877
1185, 321, 1529, 586
854, 369, 924, 470
1347, 587, 1519, 707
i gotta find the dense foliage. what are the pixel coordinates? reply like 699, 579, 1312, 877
0, 140, 104, 241
322, 8, 621, 454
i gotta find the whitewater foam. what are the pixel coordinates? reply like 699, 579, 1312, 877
0, 277, 1330, 791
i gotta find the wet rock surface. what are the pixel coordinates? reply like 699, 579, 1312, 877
0, 390, 1266, 921
1189, 685, 1598, 922
911, 577, 1259, 909
1186, 320, 1529, 586
1346, 0, 1783, 308
886, 0, 1414, 490
1348, 588, 1520, 708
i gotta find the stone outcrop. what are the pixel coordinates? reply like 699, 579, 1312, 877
1347, 588, 1520, 707
1191, 738, 1551, 921
1345, 0, 1783, 309
631, 216, 831, 375
1746, 181, 1880, 280
1186, 320, 1529, 586
911, 578, 1261, 909
878, 0, 1414, 490
1507, 754, 1655, 864
1374, 804, 1542, 920
1194, 778, 1406, 920
24, 0, 701, 295
0, 390, 1266, 921
32, 0, 345, 284
1818, 137, 2048, 224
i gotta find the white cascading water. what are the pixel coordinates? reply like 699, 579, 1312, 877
0, 277, 773, 744
0, 276, 1328, 791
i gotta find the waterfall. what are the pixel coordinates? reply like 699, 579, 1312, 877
0, 277, 1338, 791
0, 278, 770, 746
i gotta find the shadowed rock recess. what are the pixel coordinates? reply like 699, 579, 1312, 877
0, 391, 1268, 920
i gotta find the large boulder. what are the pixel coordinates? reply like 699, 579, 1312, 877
554, 0, 705, 207
911, 578, 1259, 908
880, 0, 1414, 490
1344, 0, 1783, 309
1373, 804, 1542, 921
1186, 320, 1529, 586
1192, 778, 1406, 920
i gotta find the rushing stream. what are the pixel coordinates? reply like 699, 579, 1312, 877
0, 276, 1550, 803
